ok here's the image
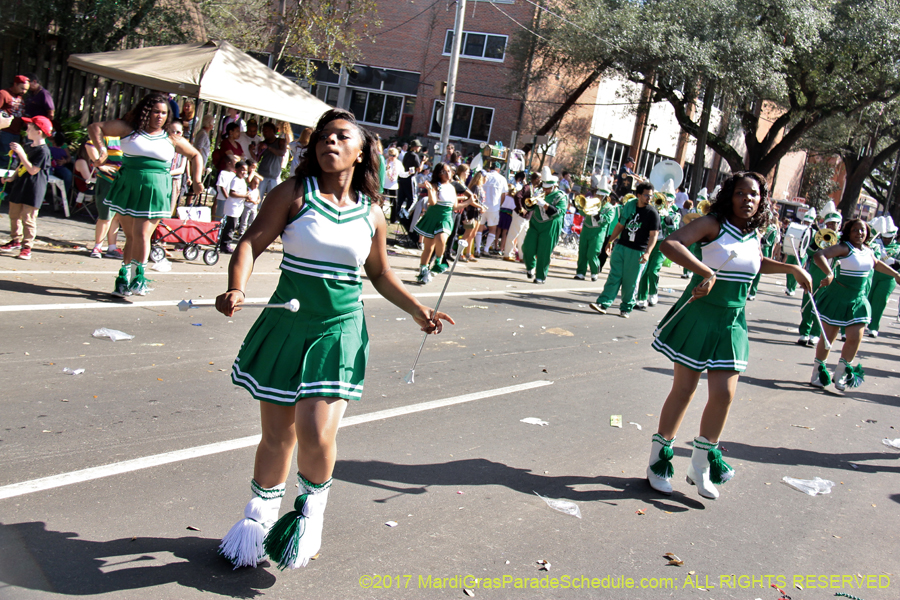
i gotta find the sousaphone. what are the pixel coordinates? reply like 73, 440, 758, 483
649, 159, 684, 193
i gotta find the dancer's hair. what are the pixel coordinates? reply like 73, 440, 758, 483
839, 218, 873, 246
124, 93, 172, 133
294, 108, 381, 201
431, 162, 452, 186
708, 171, 774, 233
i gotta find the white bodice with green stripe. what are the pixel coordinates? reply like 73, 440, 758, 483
836, 242, 874, 278
120, 130, 175, 163
693, 220, 761, 307
276, 177, 375, 315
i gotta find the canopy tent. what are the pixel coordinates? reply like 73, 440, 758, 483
67, 40, 331, 126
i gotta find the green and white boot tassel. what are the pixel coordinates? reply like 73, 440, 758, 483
263, 473, 331, 569
128, 261, 153, 296
686, 436, 733, 500
646, 433, 675, 495
811, 359, 831, 388
113, 262, 131, 297
833, 358, 864, 391
219, 479, 286, 569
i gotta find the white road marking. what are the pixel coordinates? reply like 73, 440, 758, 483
0, 380, 552, 500
0, 287, 607, 312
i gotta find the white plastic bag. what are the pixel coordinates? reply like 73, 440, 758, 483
63, 368, 85, 375
92, 328, 135, 342
534, 492, 582, 518
520, 417, 549, 426
883, 438, 900, 450
150, 258, 172, 272
782, 476, 835, 496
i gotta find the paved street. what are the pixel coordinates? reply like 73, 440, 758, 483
0, 214, 898, 600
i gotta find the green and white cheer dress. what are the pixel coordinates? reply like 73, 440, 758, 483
652, 220, 760, 372
232, 177, 375, 403
816, 242, 874, 327
413, 182, 457, 239
105, 130, 175, 219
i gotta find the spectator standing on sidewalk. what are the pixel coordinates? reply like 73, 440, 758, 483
193, 114, 214, 170
395, 139, 422, 224
23, 75, 54, 120
0, 116, 53, 260
219, 161, 248, 253
0, 75, 29, 156
85, 135, 123, 259
256, 122, 287, 201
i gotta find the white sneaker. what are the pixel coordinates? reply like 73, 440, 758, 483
534, 279, 545, 284
747, 294, 756, 301
525, 270, 534, 279
867, 329, 878, 338
591, 274, 598, 282
785, 288, 796, 296
808, 336, 819, 347
620, 310, 630, 318
574, 274, 585, 280
797, 335, 809, 346
648, 294, 659, 306
589, 303, 607, 314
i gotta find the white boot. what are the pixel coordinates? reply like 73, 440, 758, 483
220, 480, 286, 568
685, 436, 733, 500
646, 434, 675, 495
810, 359, 830, 388
264, 474, 331, 569
833, 359, 848, 391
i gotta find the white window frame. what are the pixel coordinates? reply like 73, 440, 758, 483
429, 100, 494, 143
348, 88, 406, 130
314, 84, 341, 106
442, 30, 508, 62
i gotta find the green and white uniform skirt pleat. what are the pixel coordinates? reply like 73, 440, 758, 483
413, 204, 455, 239
104, 155, 172, 219
817, 275, 871, 327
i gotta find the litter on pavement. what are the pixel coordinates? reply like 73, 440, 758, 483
883, 438, 900, 449
520, 417, 549, 426
91, 328, 134, 342
534, 492, 582, 519
63, 368, 85, 375
781, 476, 835, 496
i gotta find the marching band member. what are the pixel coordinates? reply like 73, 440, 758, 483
784, 208, 816, 296
866, 215, 899, 338
747, 222, 779, 300
637, 179, 680, 307
522, 167, 567, 284
797, 202, 841, 345
574, 182, 614, 281
216, 109, 452, 569
590, 182, 659, 317
809, 218, 900, 390
647, 172, 811, 499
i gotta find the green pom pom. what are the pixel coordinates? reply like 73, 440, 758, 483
846, 363, 865, 388
707, 447, 734, 485
817, 362, 832, 386
650, 443, 674, 478
263, 494, 308, 570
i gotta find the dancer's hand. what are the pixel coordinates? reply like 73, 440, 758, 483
819, 272, 834, 289
691, 274, 715, 299
216, 289, 245, 316
413, 307, 455, 334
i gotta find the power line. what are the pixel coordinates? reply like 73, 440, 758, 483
373, 0, 445, 37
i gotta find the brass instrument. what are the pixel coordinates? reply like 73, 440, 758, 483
523, 189, 545, 209
651, 192, 668, 211
814, 228, 839, 249
697, 199, 712, 215
574, 194, 603, 216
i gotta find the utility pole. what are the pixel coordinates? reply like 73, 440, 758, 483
439, 0, 466, 158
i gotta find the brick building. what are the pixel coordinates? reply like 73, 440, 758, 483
309, 0, 538, 157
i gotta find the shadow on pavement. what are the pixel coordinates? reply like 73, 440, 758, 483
718, 442, 900, 475
0, 521, 275, 598
335, 458, 707, 512
0, 279, 119, 303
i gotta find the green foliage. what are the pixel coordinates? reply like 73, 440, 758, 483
518, 0, 900, 175
799, 159, 839, 211
199, 0, 381, 82
2, 0, 197, 53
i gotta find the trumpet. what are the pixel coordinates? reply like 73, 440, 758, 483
651, 192, 668, 211
574, 194, 603, 216
814, 228, 839, 249
523, 189, 545, 209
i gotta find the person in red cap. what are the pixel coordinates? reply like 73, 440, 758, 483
0, 75, 29, 156
0, 115, 52, 260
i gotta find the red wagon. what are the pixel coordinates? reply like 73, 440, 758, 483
150, 218, 222, 265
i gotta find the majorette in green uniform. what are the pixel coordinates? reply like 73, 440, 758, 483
637, 179, 680, 307
748, 223, 779, 299
866, 215, 899, 337
646, 172, 812, 500
797, 201, 842, 346
809, 218, 900, 392
216, 109, 452, 571
522, 166, 568, 284
784, 208, 816, 295
574, 181, 614, 281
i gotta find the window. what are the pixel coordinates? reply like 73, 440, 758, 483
349, 90, 404, 128
443, 30, 508, 61
584, 136, 631, 177
314, 84, 340, 106
429, 101, 493, 142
